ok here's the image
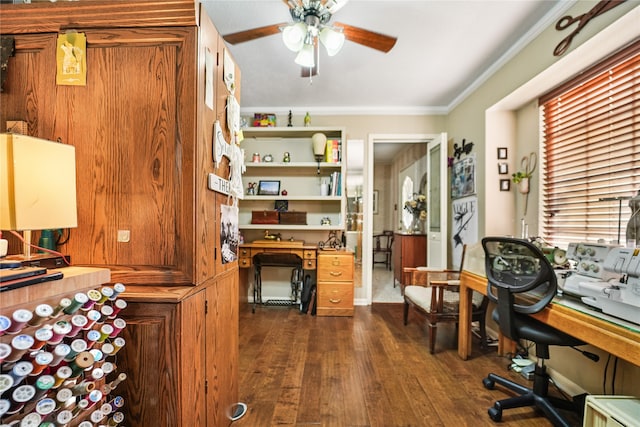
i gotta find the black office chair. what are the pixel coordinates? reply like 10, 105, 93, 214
481, 237, 594, 427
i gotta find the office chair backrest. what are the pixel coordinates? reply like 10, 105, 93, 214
481, 237, 557, 341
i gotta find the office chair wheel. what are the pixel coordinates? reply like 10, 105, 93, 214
488, 406, 502, 422
482, 377, 495, 389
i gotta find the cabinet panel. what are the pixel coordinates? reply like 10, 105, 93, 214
206, 271, 239, 426
118, 300, 181, 425
393, 233, 427, 292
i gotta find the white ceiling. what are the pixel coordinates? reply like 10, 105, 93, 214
202, 0, 570, 116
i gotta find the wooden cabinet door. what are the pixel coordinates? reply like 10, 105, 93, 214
205, 270, 239, 426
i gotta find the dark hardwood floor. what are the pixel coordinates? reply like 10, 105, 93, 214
234, 303, 581, 427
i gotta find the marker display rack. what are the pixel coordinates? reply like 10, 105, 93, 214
0, 267, 127, 426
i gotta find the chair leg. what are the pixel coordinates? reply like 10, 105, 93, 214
403, 302, 409, 325
428, 323, 437, 354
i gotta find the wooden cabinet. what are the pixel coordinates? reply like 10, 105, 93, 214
393, 233, 427, 293
0, 2, 240, 426
317, 251, 354, 316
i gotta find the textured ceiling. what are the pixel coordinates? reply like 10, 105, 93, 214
202, 0, 568, 115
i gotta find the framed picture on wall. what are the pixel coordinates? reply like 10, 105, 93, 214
498, 162, 508, 175
500, 179, 511, 191
257, 180, 280, 195
373, 190, 379, 214
497, 147, 508, 159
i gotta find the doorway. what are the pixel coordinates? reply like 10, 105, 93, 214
360, 133, 448, 305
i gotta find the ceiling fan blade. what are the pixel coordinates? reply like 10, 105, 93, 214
334, 22, 397, 53
223, 23, 286, 45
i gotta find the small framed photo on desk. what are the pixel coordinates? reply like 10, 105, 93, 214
257, 180, 280, 196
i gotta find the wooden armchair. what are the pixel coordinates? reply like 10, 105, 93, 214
372, 230, 394, 270
403, 245, 488, 354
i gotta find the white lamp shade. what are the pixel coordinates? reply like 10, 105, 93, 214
319, 27, 345, 56
311, 133, 327, 157
282, 23, 306, 52
295, 43, 315, 68
0, 133, 77, 231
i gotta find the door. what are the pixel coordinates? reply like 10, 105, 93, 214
362, 133, 448, 304
427, 133, 447, 268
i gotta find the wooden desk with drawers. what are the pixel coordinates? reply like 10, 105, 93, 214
238, 242, 354, 316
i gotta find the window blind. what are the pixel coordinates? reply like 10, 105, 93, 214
540, 41, 640, 248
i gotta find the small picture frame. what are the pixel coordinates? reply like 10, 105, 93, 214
257, 180, 280, 196
497, 147, 508, 159
274, 200, 288, 212
500, 179, 511, 191
498, 162, 509, 175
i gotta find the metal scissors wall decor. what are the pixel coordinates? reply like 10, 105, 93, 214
521, 152, 537, 178
554, 0, 626, 56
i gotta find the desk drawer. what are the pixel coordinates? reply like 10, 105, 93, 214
318, 253, 353, 282
239, 257, 251, 268
317, 282, 354, 316
303, 259, 316, 270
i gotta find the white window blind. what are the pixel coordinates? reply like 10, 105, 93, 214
540, 41, 640, 248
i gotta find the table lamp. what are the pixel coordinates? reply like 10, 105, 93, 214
0, 133, 77, 260
311, 132, 327, 174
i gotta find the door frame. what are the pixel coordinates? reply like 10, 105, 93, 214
361, 133, 447, 305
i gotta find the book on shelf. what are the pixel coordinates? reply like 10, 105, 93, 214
324, 139, 341, 163
329, 171, 341, 196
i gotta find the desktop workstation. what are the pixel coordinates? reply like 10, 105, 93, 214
458, 243, 640, 365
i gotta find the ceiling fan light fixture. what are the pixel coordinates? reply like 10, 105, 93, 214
294, 43, 315, 68
319, 27, 345, 56
282, 22, 307, 51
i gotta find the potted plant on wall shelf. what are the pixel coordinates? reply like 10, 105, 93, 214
512, 153, 537, 194
512, 171, 532, 194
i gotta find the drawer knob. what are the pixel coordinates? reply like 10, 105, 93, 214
329, 298, 342, 304
330, 271, 342, 277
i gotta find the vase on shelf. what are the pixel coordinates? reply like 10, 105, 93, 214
411, 216, 424, 234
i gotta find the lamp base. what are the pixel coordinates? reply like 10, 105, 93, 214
5, 253, 70, 269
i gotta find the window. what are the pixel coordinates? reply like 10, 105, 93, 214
540, 41, 640, 248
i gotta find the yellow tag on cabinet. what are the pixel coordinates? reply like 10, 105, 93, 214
56, 32, 87, 86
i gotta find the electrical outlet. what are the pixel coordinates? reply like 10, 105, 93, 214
117, 230, 130, 243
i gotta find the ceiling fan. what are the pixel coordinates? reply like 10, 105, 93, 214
222, 0, 397, 77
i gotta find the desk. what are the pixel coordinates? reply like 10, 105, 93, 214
239, 241, 317, 311
458, 270, 640, 365
239, 240, 317, 270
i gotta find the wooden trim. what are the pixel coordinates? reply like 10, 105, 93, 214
0, 0, 198, 35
